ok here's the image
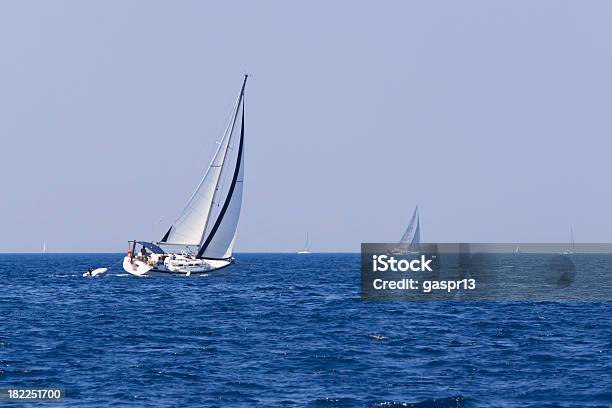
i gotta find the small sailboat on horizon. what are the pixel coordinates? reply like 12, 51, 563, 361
391, 206, 420, 255
562, 226, 576, 255
400, 205, 420, 249
123, 76, 248, 276
297, 233, 311, 254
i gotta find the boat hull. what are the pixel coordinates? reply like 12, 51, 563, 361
122, 256, 233, 276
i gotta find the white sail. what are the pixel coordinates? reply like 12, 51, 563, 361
400, 206, 420, 246
161, 80, 245, 249
413, 216, 420, 246
197, 105, 245, 259
161, 137, 230, 246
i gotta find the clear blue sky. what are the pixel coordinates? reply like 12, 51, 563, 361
1, 1, 611, 253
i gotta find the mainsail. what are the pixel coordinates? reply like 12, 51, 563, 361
159, 76, 247, 260
400, 205, 420, 247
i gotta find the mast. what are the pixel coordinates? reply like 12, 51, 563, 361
197, 75, 247, 252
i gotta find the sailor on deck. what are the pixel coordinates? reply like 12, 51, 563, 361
140, 246, 148, 261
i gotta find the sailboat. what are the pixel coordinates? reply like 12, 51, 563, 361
390, 206, 420, 255
399, 205, 420, 249
297, 233, 311, 254
123, 76, 248, 276
562, 226, 576, 255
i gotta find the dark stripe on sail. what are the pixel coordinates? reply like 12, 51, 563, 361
196, 104, 245, 259
160, 226, 172, 242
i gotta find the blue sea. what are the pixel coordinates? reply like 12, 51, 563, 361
0, 253, 610, 407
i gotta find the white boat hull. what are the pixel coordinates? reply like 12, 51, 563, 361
122, 255, 232, 276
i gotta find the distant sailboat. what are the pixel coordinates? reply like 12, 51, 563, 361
42, 243, 46, 255
562, 226, 576, 255
400, 206, 420, 250
122, 76, 248, 276
297, 233, 311, 254
390, 206, 421, 255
